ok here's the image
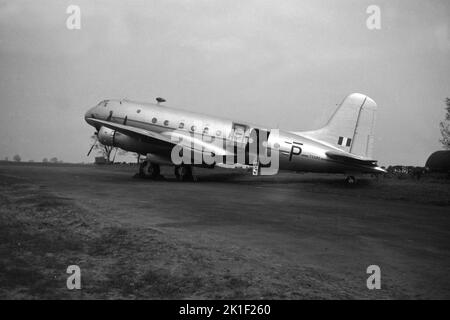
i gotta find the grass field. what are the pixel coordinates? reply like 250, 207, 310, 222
1, 162, 449, 299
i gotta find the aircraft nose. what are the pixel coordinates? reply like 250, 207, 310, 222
84, 106, 96, 125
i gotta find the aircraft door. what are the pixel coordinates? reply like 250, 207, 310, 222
230, 123, 247, 144
246, 128, 270, 165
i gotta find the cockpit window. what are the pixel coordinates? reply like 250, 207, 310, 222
99, 100, 109, 107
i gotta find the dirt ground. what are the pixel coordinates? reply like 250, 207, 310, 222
0, 162, 449, 299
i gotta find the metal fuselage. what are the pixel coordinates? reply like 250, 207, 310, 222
84, 99, 383, 175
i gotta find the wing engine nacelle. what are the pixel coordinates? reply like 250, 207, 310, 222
96, 126, 165, 156
97, 126, 116, 146
97, 126, 139, 150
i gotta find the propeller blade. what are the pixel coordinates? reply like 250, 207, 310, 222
112, 148, 118, 163
87, 133, 98, 156
87, 143, 96, 156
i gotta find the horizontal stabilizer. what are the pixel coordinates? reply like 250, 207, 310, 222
326, 151, 378, 167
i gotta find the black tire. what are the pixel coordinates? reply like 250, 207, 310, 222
139, 161, 148, 178
174, 166, 181, 181
183, 165, 193, 181
148, 163, 160, 178
175, 165, 193, 181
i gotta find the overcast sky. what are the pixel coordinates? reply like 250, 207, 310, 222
0, 0, 449, 165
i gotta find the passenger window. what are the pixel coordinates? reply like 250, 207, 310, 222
136, 109, 141, 113
164, 120, 169, 126
203, 127, 209, 135
216, 130, 222, 136
179, 122, 184, 129
191, 125, 196, 132
152, 117, 157, 123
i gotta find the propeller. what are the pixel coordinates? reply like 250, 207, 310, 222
87, 132, 98, 156
111, 147, 118, 163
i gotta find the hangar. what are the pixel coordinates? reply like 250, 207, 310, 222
425, 150, 450, 173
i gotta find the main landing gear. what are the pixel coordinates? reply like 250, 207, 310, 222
136, 160, 196, 182
174, 164, 196, 182
138, 160, 162, 179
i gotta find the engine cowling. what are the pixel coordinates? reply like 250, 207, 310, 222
97, 126, 116, 146
96, 126, 166, 157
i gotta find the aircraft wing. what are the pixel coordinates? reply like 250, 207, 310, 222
86, 118, 230, 156
87, 118, 173, 144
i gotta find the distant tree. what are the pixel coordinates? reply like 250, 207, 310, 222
13, 154, 21, 162
50, 157, 58, 163
439, 98, 450, 149
91, 134, 114, 163
42, 158, 48, 163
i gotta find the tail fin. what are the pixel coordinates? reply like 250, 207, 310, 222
297, 93, 378, 159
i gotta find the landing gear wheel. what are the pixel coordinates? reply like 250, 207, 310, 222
147, 163, 160, 179
138, 161, 161, 179
345, 176, 356, 184
175, 165, 194, 181
139, 160, 148, 178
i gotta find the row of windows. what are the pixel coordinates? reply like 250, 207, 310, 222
137, 111, 222, 136
106, 101, 223, 135
107, 105, 220, 136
